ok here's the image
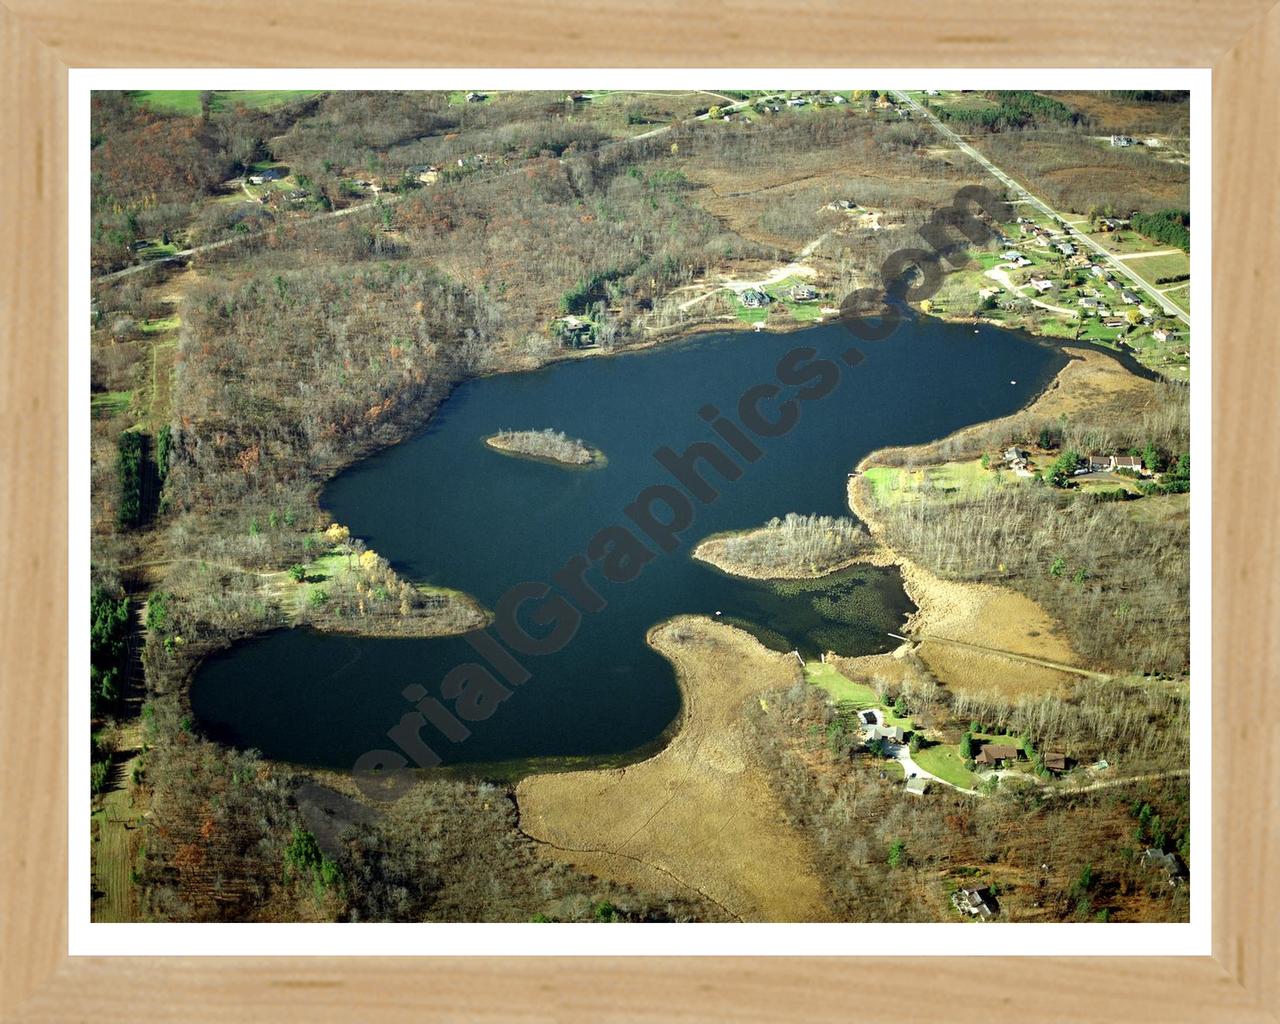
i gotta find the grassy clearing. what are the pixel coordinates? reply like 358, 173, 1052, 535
1123, 252, 1191, 290
862, 460, 1021, 509
912, 744, 977, 789
139, 316, 181, 334
803, 663, 914, 731
1083, 230, 1174, 257
1076, 320, 1126, 343
131, 90, 322, 116
91, 390, 133, 419
136, 240, 180, 261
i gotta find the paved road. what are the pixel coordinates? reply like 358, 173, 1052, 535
94, 94, 778, 284
892, 91, 1190, 328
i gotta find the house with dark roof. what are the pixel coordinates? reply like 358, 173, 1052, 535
974, 743, 1020, 767
740, 288, 771, 309
1043, 751, 1069, 773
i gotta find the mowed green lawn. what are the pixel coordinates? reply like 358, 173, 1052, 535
803, 663, 914, 731
91, 390, 133, 419
863, 459, 1019, 508
912, 744, 977, 789
1121, 251, 1191, 290
131, 90, 323, 115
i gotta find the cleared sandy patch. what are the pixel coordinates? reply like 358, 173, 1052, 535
515, 616, 834, 922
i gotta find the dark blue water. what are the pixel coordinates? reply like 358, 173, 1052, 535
191, 317, 1065, 771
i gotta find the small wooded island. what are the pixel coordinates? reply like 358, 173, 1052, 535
484, 427, 606, 468
693, 513, 876, 579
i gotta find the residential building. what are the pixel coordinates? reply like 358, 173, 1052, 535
952, 886, 999, 919
974, 743, 1020, 767
740, 289, 771, 309
904, 776, 929, 797
1043, 752, 1069, 773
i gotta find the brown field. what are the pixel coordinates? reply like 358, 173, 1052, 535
1053, 92, 1190, 137
516, 616, 835, 922
979, 133, 1189, 215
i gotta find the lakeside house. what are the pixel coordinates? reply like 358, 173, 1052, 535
740, 288, 771, 309
789, 283, 819, 301
556, 315, 595, 349
952, 886, 999, 919
1003, 446, 1030, 472
974, 743, 1020, 767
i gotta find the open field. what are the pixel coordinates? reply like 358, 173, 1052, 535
91, 390, 133, 419
1120, 252, 1192, 287
130, 90, 323, 115
517, 617, 833, 922
862, 459, 1026, 508
803, 662, 916, 731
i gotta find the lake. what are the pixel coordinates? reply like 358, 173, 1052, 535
191, 316, 1066, 772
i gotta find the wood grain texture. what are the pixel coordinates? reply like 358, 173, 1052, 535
0, 3, 69, 1020
1, 0, 1277, 1019
1212, 5, 1280, 1014
2, 0, 1278, 67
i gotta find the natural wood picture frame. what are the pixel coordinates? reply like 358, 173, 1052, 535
1, 2, 1276, 1019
